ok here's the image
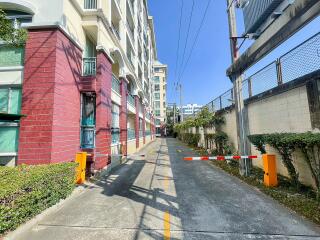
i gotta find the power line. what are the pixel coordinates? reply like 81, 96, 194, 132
174, 0, 184, 81
177, 0, 195, 81
170, 0, 184, 106
177, 0, 212, 84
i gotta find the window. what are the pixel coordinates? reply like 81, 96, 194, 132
0, 87, 22, 114
0, 124, 19, 153
155, 101, 160, 109
154, 84, 160, 92
154, 93, 160, 100
0, 46, 24, 67
81, 93, 96, 148
155, 110, 160, 117
111, 104, 120, 144
153, 76, 160, 83
163, 102, 166, 108
154, 67, 161, 72
155, 119, 161, 125
139, 118, 143, 137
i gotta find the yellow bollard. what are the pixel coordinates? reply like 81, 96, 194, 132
75, 152, 87, 184
263, 154, 278, 187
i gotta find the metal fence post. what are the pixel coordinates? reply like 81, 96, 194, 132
219, 96, 223, 110
276, 58, 283, 85
248, 78, 253, 98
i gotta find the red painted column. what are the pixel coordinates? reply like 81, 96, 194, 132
18, 28, 82, 165
94, 51, 112, 170
134, 96, 140, 149
119, 78, 128, 156
143, 106, 146, 144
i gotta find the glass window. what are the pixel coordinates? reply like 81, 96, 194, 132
154, 84, 160, 92
0, 46, 24, 67
155, 110, 160, 117
0, 125, 19, 153
0, 87, 22, 114
111, 104, 120, 144
154, 93, 160, 100
81, 93, 96, 148
153, 76, 160, 82
155, 101, 160, 109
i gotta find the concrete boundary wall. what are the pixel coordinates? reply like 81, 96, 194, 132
193, 77, 318, 187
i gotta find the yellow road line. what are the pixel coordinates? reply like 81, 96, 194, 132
164, 211, 171, 240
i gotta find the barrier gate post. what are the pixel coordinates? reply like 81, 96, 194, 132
76, 152, 87, 184
263, 154, 278, 187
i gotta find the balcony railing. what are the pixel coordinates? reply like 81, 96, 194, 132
127, 128, 136, 140
126, 21, 134, 42
112, 22, 121, 40
83, 57, 96, 76
84, 0, 97, 9
127, 93, 135, 107
112, 75, 121, 94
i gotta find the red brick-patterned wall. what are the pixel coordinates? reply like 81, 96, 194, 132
135, 96, 140, 149
18, 28, 82, 165
120, 78, 128, 156
94, 51, 112, 170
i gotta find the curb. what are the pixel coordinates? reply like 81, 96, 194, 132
4, 184, 89, 240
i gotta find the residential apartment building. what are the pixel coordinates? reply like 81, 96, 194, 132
152, 61, 167, 136
0, 0, 163, 172
180, 104, 203, 120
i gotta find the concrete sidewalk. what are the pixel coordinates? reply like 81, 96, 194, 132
6, 138, 320, 240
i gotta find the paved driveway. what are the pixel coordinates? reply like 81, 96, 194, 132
11, 138, 320, 240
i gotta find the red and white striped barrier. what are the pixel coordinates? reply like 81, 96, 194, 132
183, 155, 257, 161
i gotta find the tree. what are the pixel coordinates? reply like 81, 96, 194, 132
0, 9, 27, 46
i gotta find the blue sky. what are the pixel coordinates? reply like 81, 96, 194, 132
148, 0, 320, 106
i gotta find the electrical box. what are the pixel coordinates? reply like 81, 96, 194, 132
263, 154, 278, 187
76, 152, 87, 184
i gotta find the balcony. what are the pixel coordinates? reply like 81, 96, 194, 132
112, 75, 121, 94
112, 22, 121, 40
127, 128, 136, 140
83, 57, 96, 76
127, 0, 135, 15
127, 93, 135, 107
126, 21, 135, 43
84, 0, 97, 9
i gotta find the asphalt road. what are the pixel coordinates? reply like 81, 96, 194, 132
11, 138, 320, 240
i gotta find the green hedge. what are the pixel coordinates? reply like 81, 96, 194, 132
179, 133, 201, 147
0, 163, 77, 234
248, 132, 320, 200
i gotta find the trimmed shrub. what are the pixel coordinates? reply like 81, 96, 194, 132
0, 163, 77, 234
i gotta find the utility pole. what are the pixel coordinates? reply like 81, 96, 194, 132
173, 103, 176, 124
179, 84, 183, 122
226, 0, 251, 176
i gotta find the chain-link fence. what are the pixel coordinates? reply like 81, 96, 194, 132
205, 88, 233, 112
280, 32, 320, 83
204, 31, 320, 113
